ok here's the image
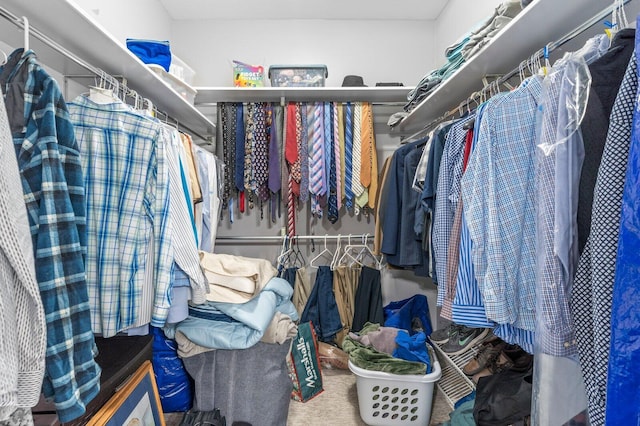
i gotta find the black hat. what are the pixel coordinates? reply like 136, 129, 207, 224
342, 75, 367, 87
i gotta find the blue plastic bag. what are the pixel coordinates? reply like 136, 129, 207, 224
126, 39, 171, 72
383, 294, 433, 337
151, 326, 193, 413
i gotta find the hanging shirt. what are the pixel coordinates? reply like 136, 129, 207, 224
193, 145, 220, 253
0, 93, 46, 419
433, 117, 471, 301
535, 36, 608, 357
68, 94, 174, 337
163, 127, 208, 305
0, 49, 101, 423
461, 76, 543, 331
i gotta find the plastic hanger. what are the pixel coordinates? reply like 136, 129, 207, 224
330, 234, 343, 270
89, 70, 118, 104
310, 235, 334, 269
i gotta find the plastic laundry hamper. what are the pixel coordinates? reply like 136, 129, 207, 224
349, 358, 442, 426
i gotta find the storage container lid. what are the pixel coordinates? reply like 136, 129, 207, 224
268, 65, 328, 78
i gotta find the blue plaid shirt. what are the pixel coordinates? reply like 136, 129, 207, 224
461, 76, 543, 331
68, 95, 173, 337
0, 49, 100, 423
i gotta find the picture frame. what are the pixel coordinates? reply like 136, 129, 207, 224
87, 360, 166, 426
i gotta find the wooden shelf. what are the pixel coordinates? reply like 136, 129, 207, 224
393, 0, 622, 135
194, 86, 412, 104
0, 0, 215, 140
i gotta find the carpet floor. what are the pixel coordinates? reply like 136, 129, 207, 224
166, 368, 452, 426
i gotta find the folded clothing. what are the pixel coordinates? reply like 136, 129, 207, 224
199, 251, 277, 303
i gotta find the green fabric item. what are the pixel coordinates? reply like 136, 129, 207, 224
343, 322, 427, 375
439, 398, 476, 426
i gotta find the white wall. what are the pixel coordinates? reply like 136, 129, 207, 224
433, 0, 504, 61
74, 0, 173, 45
170, 19, 437, 87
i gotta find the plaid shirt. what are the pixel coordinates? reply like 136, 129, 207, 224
0, 49, 100, 423
461, 76, 543, 331
68, 95, 173, 337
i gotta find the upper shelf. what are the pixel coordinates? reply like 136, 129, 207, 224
0, 0, 215, 140
393, 0, 624, 135
194, 86, 413, 104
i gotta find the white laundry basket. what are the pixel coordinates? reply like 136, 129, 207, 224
349, 357, 442, 426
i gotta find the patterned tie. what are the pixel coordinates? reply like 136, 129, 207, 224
323, 102, 332, 196
220, 102, 231, 213
244, 103, 255, 208
309, 102, 326, 217
344, 102, 354, 211
253, 103, 270, 203
328, 103, 339, 223
367, 103, 379, 210
292, 103, 302, 197
334, 102, 342, 211
299, 103, 309, 203
287, 172, 296, 237
235, 103, 245, 193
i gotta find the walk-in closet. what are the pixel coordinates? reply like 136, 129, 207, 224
1, 0, 640, 425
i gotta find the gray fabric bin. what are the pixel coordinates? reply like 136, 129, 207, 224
182, 341, 293, 425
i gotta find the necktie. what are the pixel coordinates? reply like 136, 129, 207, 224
299, 103, 309, 203
352, 102, 364, 202
337, 103, 345, 211
287, 173, 296, 237
292, 104, 302, 197
309, 103, 326, 217
235, 103, 245, 193
268, 105, 281, 222
367, 104, 379, 210
285, 102, 298, 165
253, 103, 270, 203
328, 103, 339, 223
356, 102, 371, 210
220, 102, 231, 213
244, 103, 255, 208
344, 102, 354, 211
360, 103, 372, 188
323, 102, 332, 196
334, 102, 342, 211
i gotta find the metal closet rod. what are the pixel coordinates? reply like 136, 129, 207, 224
215, 234, 372, 242
0, 5, 209, 142
410, 0, 632, 139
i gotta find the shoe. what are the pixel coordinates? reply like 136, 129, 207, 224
503, 345, 534, 373
463, 340, 506, 376
441, 326, 489, 355
471, 350, 515, 383
430, 323, 459, 344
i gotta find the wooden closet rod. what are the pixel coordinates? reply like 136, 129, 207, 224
0, 5, 209, 142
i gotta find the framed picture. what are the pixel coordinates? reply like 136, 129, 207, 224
88, 360, 166, 426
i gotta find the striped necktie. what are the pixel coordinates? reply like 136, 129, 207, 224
352, 102, 364, 215
309, 103, 326, 217
344, 102, 354, 211
299, 103, 309, 203
333, 102, 342, 211
328, 103, 339, 223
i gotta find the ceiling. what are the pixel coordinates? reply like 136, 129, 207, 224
158, 0, 450, 21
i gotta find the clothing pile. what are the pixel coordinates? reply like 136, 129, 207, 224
403, 1, 523, 113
